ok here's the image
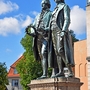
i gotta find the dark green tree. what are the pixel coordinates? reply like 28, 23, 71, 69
69, 30, 79, 43
16, 34, 42, 90
0, 62, 8, 90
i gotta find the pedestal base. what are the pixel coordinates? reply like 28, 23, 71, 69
28, 77, 83, 90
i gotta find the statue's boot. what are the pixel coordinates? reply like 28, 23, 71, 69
67, 65, 74, 77
51, 68, 59, 78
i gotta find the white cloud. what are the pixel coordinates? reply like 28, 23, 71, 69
69, 5, 86, 35
0, 0, 34, 36
0, 0, 19, 15
0, 15, 33, 36
22, 15, 33, 28
6, 48, 12, 52
31, 11, 39, 16
0, 17, 20, 36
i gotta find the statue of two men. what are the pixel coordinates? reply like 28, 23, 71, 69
26, 0, 75, 79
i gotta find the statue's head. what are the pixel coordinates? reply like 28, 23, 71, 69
54, 0, 65, 3
41, 0, 51, 8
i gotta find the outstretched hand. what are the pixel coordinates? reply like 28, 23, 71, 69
25, 24, 35, 33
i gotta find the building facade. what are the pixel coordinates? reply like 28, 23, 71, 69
86, 1, 90, 90
6, 56, 23, 90
74, 40, 88, 90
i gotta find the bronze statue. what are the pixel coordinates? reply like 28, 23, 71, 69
26, 0, 58, 79
26, 0, 75, 79
49, 0, 75, 77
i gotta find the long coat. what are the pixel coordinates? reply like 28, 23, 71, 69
49, 3, 75, 67
31, 10, 56, 67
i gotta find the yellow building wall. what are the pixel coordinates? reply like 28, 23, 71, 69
74, 40, 88, 90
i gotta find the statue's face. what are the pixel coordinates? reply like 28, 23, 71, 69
41, 2, 48, 10
54, 0, 61, 3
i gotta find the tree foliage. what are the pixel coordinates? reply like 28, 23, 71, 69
16, 34, 42, 90
0, 62, 8, 90
69, 30, 79, 43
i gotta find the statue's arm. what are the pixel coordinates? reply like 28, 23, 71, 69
62, 5, 70, 32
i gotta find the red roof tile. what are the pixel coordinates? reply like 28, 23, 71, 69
8, 55, 24, 77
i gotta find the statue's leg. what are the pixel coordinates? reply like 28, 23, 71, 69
37, 40, 48, 79
51, 56, 64, 78
56, 33, 65, 77
51, 30, 65, 77
41, 56, 48, 77
55, 56, 64, 77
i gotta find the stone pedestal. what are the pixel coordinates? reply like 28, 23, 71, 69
28, 77, 83, 90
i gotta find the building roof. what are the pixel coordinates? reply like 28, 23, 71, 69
7, 55, 24, 78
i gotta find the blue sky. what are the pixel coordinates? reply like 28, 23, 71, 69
0, 0, 87, 70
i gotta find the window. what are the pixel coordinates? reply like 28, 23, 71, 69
14, 68, 18, 74
85, 63, 87, 77
79, 64, 83, 77
12, 79, 19, 87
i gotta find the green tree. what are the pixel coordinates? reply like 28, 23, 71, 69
16, 34, 42, 90
0, 62, 8, 90
69, 30, 79, 43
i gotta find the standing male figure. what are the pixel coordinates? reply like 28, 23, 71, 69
26, 0, 57, 79
50, 0, 75, 77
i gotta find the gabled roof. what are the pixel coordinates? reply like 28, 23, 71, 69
8, 55, 24, 78
11, 55, 24, 68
